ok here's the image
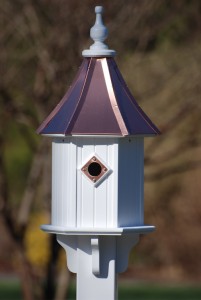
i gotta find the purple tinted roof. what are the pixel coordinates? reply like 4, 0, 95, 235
37, 58, 160, 136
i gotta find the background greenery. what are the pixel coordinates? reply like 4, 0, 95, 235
0, 0, 201, 299
1, 281, 201, 300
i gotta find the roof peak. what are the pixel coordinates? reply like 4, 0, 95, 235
82, 6, 116, 57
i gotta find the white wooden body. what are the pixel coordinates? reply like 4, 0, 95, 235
51, 136, 144, 230
57, 234, 139, 300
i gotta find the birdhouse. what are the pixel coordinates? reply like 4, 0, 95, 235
37, 6, 160, 300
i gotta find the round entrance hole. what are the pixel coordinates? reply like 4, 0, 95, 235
88, 162, 102, 177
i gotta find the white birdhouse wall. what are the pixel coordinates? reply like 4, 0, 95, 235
117, 138, 144, 227
51, 137, 144, 230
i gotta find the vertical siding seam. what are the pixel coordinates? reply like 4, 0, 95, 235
107, 141, 111, 228
56, 142, 59, 225
137, 138, 139, 224
56, 142, 58, 225
61, 144, 64, 225
115, 141, 118, 228
52, 141, 54, 224
80, 142, 83, 227
139, 138, 141, 223
76, 138, 80, 227
68, 139, 71, 226
135, 138, 137, 224
58, 143, 60, 225
54, 141, 56, 224
66, 141, 69, 226
93, 143, 96, 228
75, 138, 77, 228
76, 138, 79, 227
141, 138, 144, 224
56, 142, 59, 224
106, 143, 108, 228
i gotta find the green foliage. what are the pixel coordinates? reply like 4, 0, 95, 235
1, 281, 201, 300
154, 1, 201, 47
119, 284, 201, 300
3, 122, 34, 204
0, 281, 22, 300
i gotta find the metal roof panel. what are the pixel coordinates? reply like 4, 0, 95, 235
37, 58, 160, 136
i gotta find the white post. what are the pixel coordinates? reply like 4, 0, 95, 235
76, 236, 117, 300
57, 233, 140, 300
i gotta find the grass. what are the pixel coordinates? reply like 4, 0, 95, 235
118, 283, 201, 300
1, 280, 201, 300
0, 281, 22, 300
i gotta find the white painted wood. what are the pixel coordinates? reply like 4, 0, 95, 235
57, 235, 117, 299
76, 138, 82, 228
68, 140, 77, 226
52, 138, 77, 228
94, 178, 107, 227
94, 143, 108, 227
75, 137, 119, 229
118, 137, 144, 227
108, 142, 119, 228
91, 237, 100, 275
42, 224, 155, 235
82, 6, 116, 57
76, 236, 117, 300
56, 234, 143, 299
80, 142, 95, 227
52, 138, 68, 226
116, 234, 139, 273
51, 136, 144, 231
57, 235, 78, 273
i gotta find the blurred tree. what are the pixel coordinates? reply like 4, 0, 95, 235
0, 0, 201, 299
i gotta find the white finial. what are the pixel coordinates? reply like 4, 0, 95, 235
82, 6, 116, 57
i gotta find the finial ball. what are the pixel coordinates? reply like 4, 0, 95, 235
95, 6, 103, 14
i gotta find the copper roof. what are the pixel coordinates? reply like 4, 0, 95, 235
37, 57, 160, 136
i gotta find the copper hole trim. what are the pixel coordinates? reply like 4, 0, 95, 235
81, 156, 108, 183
